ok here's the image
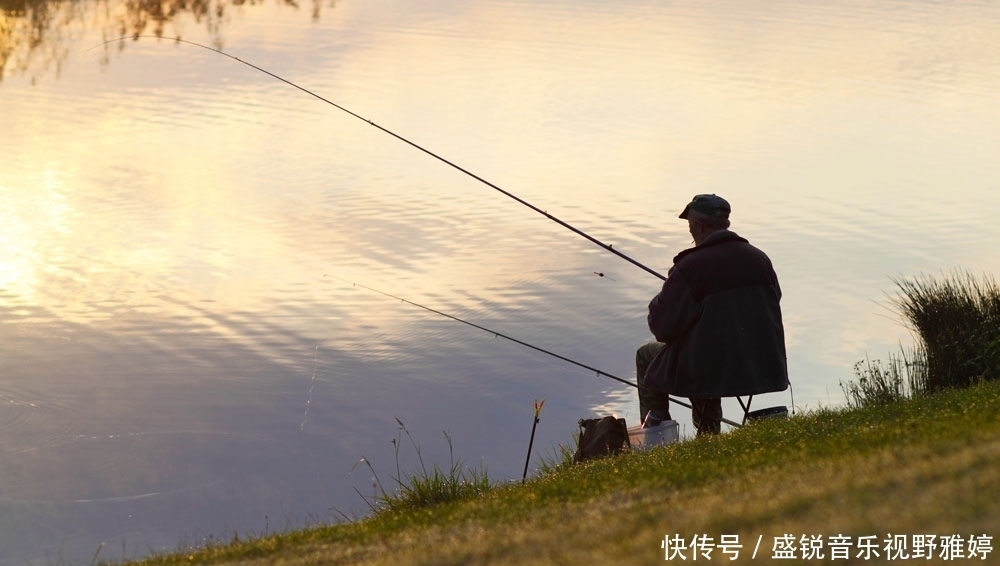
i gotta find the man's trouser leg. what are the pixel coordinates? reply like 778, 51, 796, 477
635, 342, 671, 423
691, 398, 722, 435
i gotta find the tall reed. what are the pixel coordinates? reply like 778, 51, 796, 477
892, 271, 1000, 392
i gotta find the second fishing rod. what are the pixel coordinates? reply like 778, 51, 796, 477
331, 276, 743, 430
96, 37, 668, 282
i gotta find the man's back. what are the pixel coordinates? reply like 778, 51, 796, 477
646, 230, 788, 398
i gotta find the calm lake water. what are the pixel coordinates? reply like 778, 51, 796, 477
2, 0, 1000, 562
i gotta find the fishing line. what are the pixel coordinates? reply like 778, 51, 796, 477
300, 343, 320, 432
90, 36, 667, 281
329, 275, 743, 428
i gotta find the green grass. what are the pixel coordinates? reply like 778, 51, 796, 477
106, 379, 1000, 566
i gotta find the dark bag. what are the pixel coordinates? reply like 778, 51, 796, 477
573, 416, 630, 463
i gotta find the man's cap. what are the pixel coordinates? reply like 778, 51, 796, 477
679, 194, 731, 219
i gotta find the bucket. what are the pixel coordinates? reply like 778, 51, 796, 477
627, 420, 680, 450
746, 405, 789, 422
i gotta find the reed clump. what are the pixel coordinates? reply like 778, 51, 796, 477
893, 271, 1000, 392
844, 270, 1000, 407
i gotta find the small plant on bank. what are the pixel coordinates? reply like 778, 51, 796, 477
352, 419, 494, 515
842, 348, 927, 409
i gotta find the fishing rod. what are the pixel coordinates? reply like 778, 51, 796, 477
330, 276, 742, 429
92, 36, 668, 282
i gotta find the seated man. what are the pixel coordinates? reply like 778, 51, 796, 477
638, 194, 788, 435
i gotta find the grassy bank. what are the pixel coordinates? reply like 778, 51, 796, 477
112, 379, 1000, 565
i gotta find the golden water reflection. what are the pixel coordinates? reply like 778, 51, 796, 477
0, 169, 72, 307
2, 1, 1000, 563
3, 0, 999, 368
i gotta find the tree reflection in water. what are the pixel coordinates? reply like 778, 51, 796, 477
0, 0, 331, 83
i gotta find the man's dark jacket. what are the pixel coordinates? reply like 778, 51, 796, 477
645, 230, 788, 398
